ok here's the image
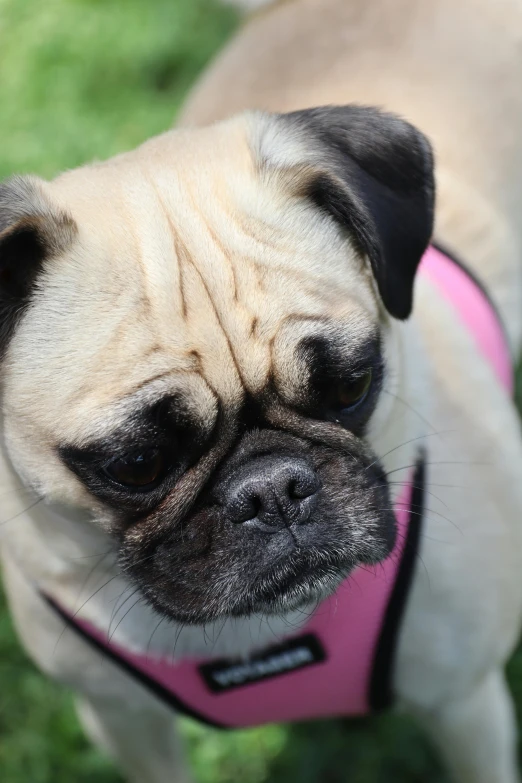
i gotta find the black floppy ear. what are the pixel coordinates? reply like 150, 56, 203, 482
0, 176, 76, 353
256, 106, 435, 319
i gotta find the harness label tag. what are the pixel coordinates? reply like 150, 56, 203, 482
199, 633, 326, 694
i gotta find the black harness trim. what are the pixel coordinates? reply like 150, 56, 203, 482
368, 454, 425, 711
42, 593, 230, 729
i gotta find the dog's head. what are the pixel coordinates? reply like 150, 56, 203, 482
0, 106, 434, 623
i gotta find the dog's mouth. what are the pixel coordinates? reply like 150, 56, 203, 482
132, 545, 358, 624
232, 546, 357, 616
125, 508, 395, 626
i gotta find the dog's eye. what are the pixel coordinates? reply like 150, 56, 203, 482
103, 447, 166, 489
334, 369, 373, 412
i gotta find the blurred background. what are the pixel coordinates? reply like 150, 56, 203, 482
1, 1, 522, 781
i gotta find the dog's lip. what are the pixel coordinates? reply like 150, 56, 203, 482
250, 546, 353, 597
140, 546, 354, 624
260, 563, 341, 598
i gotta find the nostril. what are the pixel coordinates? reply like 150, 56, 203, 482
287, 472, 321, 501
287, 479, 299, 499
288, 479, 310, 500
230, 491, 263, 524
247, 494, 262, 520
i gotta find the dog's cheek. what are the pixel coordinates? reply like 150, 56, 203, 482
117, 520, 214, 622
317, 455, 396, 562
124, 501, 305, 622
118, 508, 254, 619
121, 508, 217, 584
155, 508, 283, 581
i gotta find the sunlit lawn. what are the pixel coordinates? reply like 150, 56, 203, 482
1, 1, 522, 781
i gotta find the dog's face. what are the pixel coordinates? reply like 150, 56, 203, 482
0, 107, 434, 624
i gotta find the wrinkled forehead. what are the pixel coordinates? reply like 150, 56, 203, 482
3, 121, 380, 445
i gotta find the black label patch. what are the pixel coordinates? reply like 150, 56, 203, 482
199, 633, 326, 694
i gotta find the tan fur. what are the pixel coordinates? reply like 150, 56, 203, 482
1, 1, 522, 782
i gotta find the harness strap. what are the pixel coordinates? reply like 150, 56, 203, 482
424, 244, 513, 392
369, 456, 425, 709
42, 592, 230, 728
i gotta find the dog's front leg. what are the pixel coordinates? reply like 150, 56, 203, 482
75, 694, 192, 783
411, 668, 519, 783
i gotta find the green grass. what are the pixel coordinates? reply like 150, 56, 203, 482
1, 1, 522, 781
0, 0, 238, 179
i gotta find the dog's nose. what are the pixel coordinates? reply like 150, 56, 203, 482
225, 457, 321, 531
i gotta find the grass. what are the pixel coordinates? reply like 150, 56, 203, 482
1, 0, 522, 781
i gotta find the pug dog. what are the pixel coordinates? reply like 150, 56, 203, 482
2, 0, 522, 781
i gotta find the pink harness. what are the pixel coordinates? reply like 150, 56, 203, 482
45, 245, 513, 728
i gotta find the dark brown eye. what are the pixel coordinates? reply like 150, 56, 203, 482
103, 447, 166, 489
335, 369, 373, 411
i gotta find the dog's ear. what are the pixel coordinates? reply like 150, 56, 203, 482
0, 175, 76, 353
253, 105, 435, 319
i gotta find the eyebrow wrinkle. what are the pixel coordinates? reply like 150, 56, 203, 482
172, 230, 189, 319
197, 207, 239, 303
267, 312, 342, 403
180, 182, 250, 390
147, 176, 188, 320
220, 202, 286, 253
188, 349, 203, 373
280, 312, 332, 326
143, 343, 162, 358
113, 370, 176, 401
182, 248, 248, 391
251, 259, 338, 303
252, 262, 266, 292
266, 313, 330, 369
119, 176, 155, 318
